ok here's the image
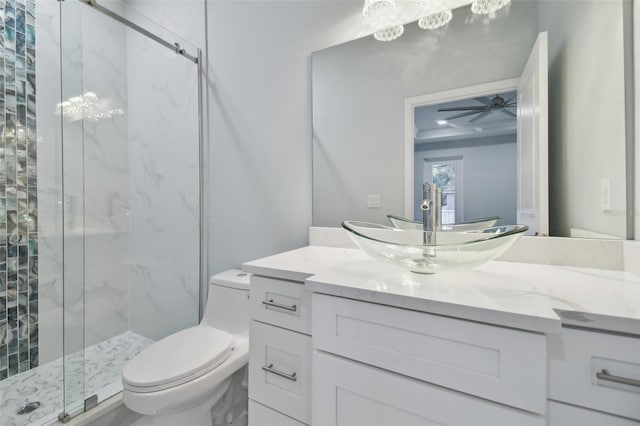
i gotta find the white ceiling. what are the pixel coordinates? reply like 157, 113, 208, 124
414, 90, 517, 145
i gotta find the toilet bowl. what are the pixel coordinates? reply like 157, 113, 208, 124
122, 269, 250, 426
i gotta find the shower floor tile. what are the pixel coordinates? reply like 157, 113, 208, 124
0, 331, 152, 426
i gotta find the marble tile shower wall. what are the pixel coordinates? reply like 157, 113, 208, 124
125, 0, 200, 341
0, 0, 38, 380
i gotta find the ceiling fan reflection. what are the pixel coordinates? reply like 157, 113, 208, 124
438, 94, 517, 123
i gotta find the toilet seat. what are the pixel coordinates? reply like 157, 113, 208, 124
123, 326, 234, 393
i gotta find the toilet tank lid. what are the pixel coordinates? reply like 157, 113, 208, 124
209, 269, 251, 290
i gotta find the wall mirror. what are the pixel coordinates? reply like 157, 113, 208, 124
311, 0, 635, 239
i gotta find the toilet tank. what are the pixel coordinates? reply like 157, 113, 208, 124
201, 269, 251, 335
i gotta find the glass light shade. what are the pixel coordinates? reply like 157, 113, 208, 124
374, 24, 404, 41
363, 0, 396, 25
470, 0, 510, 14
418, 10, 453, 30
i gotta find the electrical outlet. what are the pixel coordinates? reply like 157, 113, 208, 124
601, 178, 611, 211
367, 194, 381, 209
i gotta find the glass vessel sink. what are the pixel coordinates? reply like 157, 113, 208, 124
387, 214, 500, 231
342, 220, 528, 274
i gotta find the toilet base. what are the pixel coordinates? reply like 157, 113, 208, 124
130, 367, 248, 426
131, 377, 230, 426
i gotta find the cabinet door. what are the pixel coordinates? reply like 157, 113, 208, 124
313, 293, 546, 414
313, 351, 545, 426
249, 321, 311, 424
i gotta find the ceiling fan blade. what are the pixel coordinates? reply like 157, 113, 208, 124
501, 109, 517, 118
504, 95, 517, 104
446, 111, 483, 120
468, 111, 492, 123
473, 97, 493, 106
438, 106, 488, 112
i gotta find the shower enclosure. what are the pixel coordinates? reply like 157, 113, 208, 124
0, 0, 206, 424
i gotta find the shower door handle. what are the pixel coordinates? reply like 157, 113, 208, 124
262, 363, 298, 382
262, 299, 297, 312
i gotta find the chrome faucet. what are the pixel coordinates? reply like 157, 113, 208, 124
420, 183, 442, 245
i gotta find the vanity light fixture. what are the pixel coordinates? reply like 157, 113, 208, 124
363, 0, 403, 41
363, 0, 397, 25
365, 0, 510, 41
418, 10, 453, 30
470, 0, 510, 15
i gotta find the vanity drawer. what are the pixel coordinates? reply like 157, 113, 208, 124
313, 351, 545, 426
548, 327, 640, 420
250, 275, 311, 334
312, 293, 546, 414
249, 400, 307, 426
249, 321, 311, 424
548, 401, 640, 426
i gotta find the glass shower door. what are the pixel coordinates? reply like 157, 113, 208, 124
59, 0, 87, 420
57, 0, 203, 420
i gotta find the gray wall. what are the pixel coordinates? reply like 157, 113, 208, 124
414, 135, 517, 225
312, 0, 539, 227
205, 1, 374, 273
540, 0, 629, 238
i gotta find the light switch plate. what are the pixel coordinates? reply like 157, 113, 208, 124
367, 194, 381, 209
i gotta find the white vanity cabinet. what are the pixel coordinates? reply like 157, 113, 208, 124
312, 293, 547, 426
548, 327, 640, 425
242, 246, 640, 426
248, 275, 312, 426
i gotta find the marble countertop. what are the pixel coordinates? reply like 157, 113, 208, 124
242, 246, 640, 335
242, 245, 370, 282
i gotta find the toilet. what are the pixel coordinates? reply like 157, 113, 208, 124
122, 270, 251, 426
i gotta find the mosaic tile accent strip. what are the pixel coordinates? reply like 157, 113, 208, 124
0, 0, 38, 382
0, 331, 152, 426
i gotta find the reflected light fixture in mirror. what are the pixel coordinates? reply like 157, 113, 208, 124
55, 92, 125, 122
374, 25, 405, 41
470, 0, 511, 15
418, 10, 453, 30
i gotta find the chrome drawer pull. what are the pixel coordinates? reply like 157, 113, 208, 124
262, 364, 298, 382
596, 369, 640, 387
262, 299, 297, 312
